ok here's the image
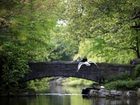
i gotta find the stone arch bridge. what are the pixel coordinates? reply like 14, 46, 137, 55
23, 62, 134, 82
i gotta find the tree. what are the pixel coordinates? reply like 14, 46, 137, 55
0, 0, 62, 88
49, 24, 79, 61
62, 0, 140, 63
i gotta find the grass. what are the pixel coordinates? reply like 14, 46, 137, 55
62, 77, 94, 87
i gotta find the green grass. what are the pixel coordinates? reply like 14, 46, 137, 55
62, 77, 94, 87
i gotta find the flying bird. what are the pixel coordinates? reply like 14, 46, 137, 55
77, 61, 91, 72
77, 57, 98, 72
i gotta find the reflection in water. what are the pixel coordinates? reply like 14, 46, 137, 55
91, 98, 139, 105
0, 95, 140, 105
0, 86, 140, 105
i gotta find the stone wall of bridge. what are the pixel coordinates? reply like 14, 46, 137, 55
23, 62, 134, 82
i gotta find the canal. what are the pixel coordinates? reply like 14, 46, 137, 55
0, 85, 140, 105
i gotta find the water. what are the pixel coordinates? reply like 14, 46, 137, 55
0, 86, 140, 105
0, 94, 139, 105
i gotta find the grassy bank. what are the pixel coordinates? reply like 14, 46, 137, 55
62, 77, 94, 87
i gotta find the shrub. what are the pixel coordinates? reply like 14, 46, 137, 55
105, 80, 140, 90
27, 78, 50, 92
0, 43, 29, 88
105, 73, 131, 83
133, 64, 140, 78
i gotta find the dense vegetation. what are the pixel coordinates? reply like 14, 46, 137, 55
0, 0, 140, 92
105, 64, 140, 90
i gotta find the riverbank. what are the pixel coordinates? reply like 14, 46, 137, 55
0, 77, 140, 98
83, 87, 140, 99
0, 86, 140, 99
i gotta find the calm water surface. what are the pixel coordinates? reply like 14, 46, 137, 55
0, 86, 140, 105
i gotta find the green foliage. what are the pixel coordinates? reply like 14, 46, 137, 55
105, 80, 140, 90
62, 77, 93, 87
49, 26, 79, 61
104, 65, 140, 90
105, 73, 131, 83
0, 0, 140, 92
63, 0, 140, 63
0, 43, 29, 88
103, 64, 140, 90
27, 78, 50, 92
0, 0, 64, 90
133, 64, 140, 78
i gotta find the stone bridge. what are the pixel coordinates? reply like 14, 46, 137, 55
23, 62, 134, 82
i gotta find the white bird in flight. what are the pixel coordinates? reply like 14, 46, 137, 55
77, 57, 98, 72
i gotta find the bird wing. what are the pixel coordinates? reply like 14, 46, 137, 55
88, 61, 99, 68
84, 62, 91, 66
77, 62, 83, 71
77, 62, 91, 72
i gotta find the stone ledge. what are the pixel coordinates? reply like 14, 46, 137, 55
82, 88, 140, 98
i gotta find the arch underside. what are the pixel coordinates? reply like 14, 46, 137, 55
24, 73, 99, 82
